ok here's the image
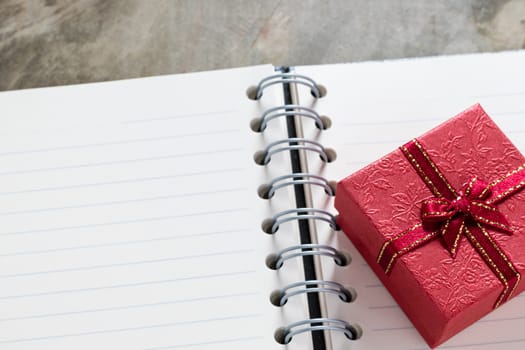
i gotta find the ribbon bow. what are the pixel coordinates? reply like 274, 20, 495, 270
421, 177, 512, 258
377, 138, 525, 308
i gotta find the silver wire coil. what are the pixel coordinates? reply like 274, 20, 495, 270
251, 105, 331, 132
270, 280, 357, 307
274, 318, 362, 345
247, 73, 327, 100
251, 70, 361, 346
258, 173, 336, 199
253, 138, 336, 165
265, 244, 351, 270
261, 208, 339, 234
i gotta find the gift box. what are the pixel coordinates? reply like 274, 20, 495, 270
335, 104, 525, 348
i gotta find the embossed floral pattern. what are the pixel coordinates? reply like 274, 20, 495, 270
343, 105, 525, 318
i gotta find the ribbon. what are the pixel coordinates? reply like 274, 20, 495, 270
376, 138, 525, 308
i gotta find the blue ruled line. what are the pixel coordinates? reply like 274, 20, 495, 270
0, 291, 259, 323
122, 110, 236, 124
0, 129, 239, 157
372, 325, 414, 332
0, 314, 261, 344
0, 270, 256, 300
479, 315, 525, 323
0, 207, 248, 236
0, 249, 255, 279
368, 304, 399, 310
0, 168, 243, 196
0, 228, 248, 257
144, 336, 264, 350
0, 148, 242, 177
0, 187, 247, 216
438, 338, 525, 349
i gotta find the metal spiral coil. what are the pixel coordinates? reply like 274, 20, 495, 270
274, 318, 363, 345
261, 207, 339, 234
265, 243, 351, 270
246, 73, 327, 100
251, 70, 361, 347
258, 173, 336, 199
270, 280, 357, 307
253, 138, 337, 166
250, 104, 331, 132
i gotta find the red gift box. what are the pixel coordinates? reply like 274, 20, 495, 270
335, 104, 525, 348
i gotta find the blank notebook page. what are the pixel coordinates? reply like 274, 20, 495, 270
299, 50, 525, 350
0, 65, 287, 349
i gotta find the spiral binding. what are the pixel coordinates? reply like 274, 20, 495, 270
265, 244, 351, 270
251, 105, 331, 132
261, 207, 339, 234
274, 318, 362, 345
258, 173, 336, 200
253, 138, 336, 165
249, 70, 361, 348
247, 73, 327, 100
269, 280, 356, 307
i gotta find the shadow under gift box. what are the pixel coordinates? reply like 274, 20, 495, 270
335, 104, 525, 348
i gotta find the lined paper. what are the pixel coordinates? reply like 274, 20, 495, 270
299, 50, 525, 350
0, 66, 283, 349
4, 51, 524, 350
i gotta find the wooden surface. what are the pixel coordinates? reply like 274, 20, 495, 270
1, 0, 524, 91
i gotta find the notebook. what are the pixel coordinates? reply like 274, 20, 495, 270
0, 50, 524, 350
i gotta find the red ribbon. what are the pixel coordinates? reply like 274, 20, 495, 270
376, 139, 525, 308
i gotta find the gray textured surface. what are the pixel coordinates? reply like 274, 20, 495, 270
1, 0, 524, 91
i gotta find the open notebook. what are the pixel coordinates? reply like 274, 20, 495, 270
0, 50, 524, 350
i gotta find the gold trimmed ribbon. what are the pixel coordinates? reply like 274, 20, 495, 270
377, 139, 525, 308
